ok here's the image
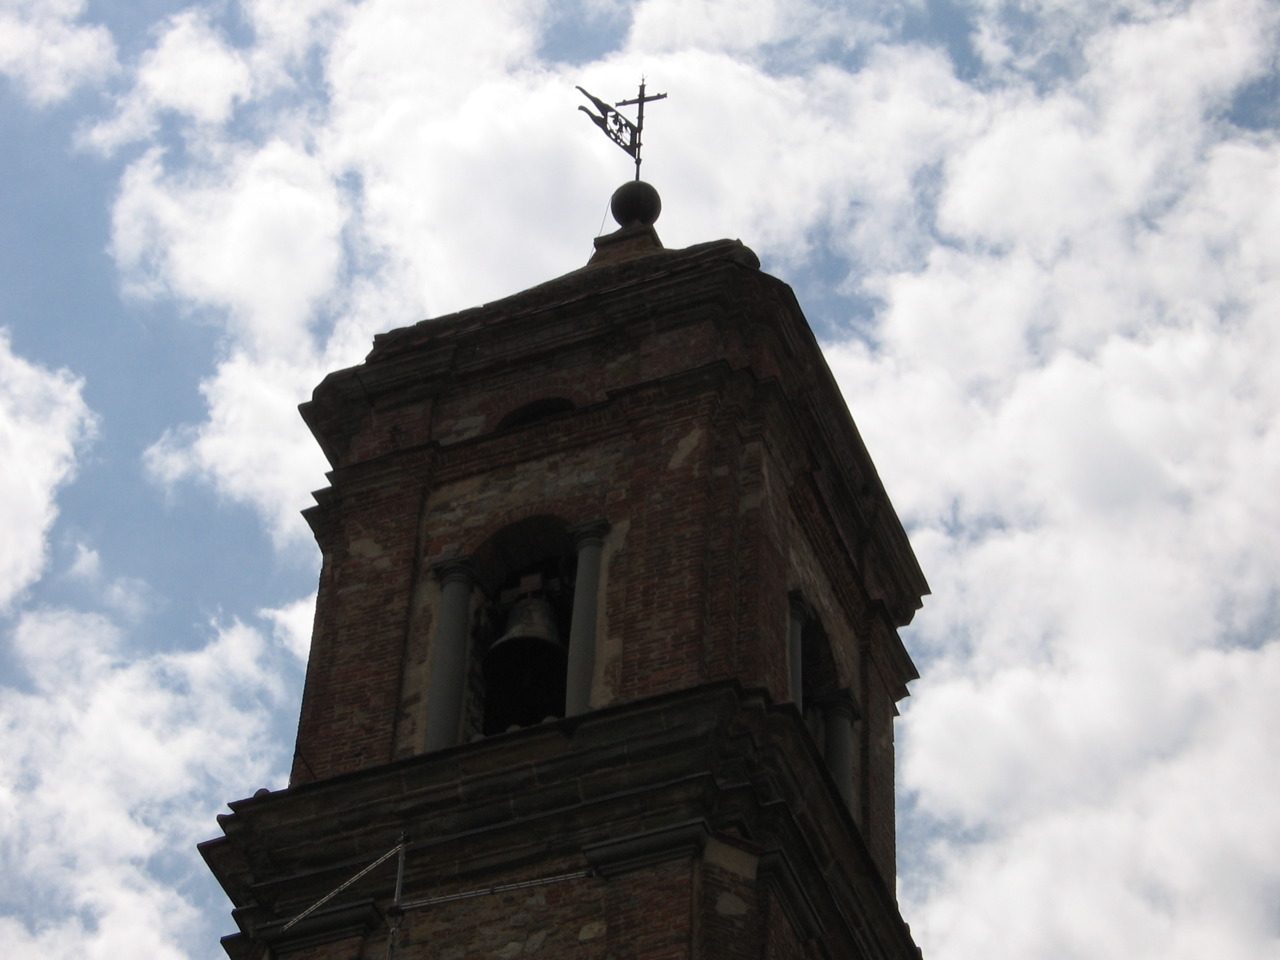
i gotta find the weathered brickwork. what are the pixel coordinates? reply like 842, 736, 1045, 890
763, 885, 811, 960
204, 227, 928, 960
204, 685, 920, 960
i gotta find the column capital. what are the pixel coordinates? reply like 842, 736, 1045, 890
432, 556, 475, 587
818, 689, 860, 722
567, 519, 610, 550
787, 590, 813, 621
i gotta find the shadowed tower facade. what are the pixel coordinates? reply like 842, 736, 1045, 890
202, 182, 929, 960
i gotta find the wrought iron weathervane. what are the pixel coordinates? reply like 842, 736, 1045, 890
576, 80, 667, 180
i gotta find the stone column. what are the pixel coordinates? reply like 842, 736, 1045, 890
424, 558, 474, 752
823, 695, 858, 812
787, 592, 807, 713
565, 519, 610, 717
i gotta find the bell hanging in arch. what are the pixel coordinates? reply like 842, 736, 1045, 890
482, 597, 568, 735
491, 596, 563, 654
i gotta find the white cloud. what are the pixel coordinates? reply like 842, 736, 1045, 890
65, 541, 100, 581
816, 4, 1280, 958
0, 0, 116, 106
0, 331, 96, 612
262, 591, 316, 660
0, 607, 294, 959
83, 9, 251, 152
238, 0, 346, 80
144, 350, 330, 544
111, 141, 347, 356
63, 542, 155, 621
626, 0, 888, 58
628, 0, 799, 53
904, 644, 1280, 960
325, 0, 543, 115
936, 0, 1277, 272
66, 2, 1280, 958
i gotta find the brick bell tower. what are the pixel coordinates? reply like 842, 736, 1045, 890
201, 181, 929, 960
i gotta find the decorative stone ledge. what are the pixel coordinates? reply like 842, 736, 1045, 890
582, 819, 711, 878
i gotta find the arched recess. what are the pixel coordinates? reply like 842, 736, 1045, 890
466, 516, 577, 739
496, 397, 576, 432
789, 591, 859, 813
801, 615, 840, 715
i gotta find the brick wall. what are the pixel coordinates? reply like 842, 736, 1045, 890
289, 242, 923, 890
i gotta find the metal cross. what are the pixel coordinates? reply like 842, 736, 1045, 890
577, 80, 668, 180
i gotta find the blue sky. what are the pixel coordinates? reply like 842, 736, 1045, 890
2, 2, 1279, 958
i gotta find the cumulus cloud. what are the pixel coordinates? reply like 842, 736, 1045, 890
82, 9, 251, 152
64, 1, 1280, 958
0, 607, 295, 959
627, 0, 893, 60
111, 141, 347, 355
63, 543, 155, 621
628, 0, 804, 53
0, 331, 96, 611
144, 350, 331, 544
0, 0, 116, 105
262, 591, 316, 660
903, 644, 1280, 960
813, 3, 1280, 958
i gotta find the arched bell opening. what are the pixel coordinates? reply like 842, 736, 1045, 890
789, 590, 862, 817
460, 517, 578, 740
481, 560, 575, 735
802, 617, 840, 732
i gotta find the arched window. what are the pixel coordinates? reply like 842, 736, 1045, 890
465, 517, 576, 740
788, 590, 858, 813
425, 515, 610, 751
481, 558, 574, 734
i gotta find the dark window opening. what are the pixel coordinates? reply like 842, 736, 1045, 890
790, 592, 840, 740
497, 397, 576, 431
802, 618, 839, 706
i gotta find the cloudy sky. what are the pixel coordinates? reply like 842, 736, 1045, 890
2, 1, 1278, 958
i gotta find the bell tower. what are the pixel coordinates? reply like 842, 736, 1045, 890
202, 182, 928, 960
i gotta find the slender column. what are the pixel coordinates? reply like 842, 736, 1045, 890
424, 558, 474, 752
787, 592, 807, 713
823, 695, 858, 812
565, 519, 610, 717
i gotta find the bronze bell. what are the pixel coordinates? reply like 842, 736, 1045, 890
483, 597, 567, 735
489, 597, 563, 655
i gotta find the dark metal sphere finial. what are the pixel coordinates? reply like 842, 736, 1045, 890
611, 180, 661, 228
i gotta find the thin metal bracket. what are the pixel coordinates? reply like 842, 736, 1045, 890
281, 837, 408, 933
